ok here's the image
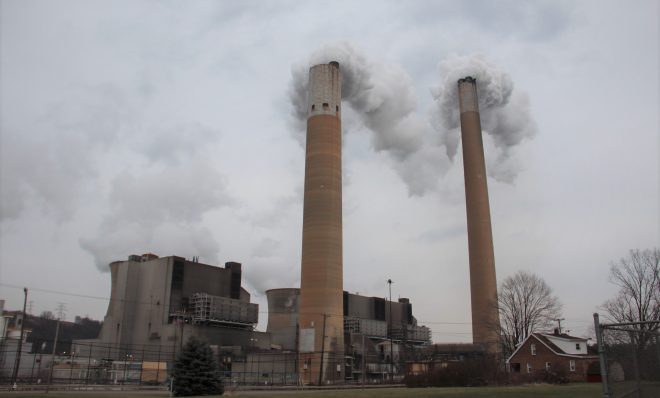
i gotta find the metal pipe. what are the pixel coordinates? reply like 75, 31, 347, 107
593, 313, 611, 398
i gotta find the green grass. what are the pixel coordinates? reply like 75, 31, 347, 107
0, 384, 602, 398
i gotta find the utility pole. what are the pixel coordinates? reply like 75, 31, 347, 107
55, 303, 67, 322
11, 287, 28, 386
318, 313, 327, 386
46, 318, 60, 393
387, 279, 393, 383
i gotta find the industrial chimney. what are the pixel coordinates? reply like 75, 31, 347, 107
298, 61, 344, 384
457, 76, 501, 352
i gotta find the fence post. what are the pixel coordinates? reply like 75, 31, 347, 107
86, 342, 92, 384
139, 345, 145, 386
593, 313, 611, 398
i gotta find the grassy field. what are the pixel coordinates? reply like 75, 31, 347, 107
0, 384, 602, 398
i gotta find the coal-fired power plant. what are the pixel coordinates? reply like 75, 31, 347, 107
298, 61, 344, 383
457, 77, 501, 352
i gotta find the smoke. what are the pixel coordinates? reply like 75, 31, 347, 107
289, 43, 437, 194
432, 54, 536, 182
289, 47, 536, 193
0, 85, 137, 222
71, 120, 233, 272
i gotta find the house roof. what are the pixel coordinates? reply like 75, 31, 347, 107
506, 332, 598, 363
544, 332, 586, 342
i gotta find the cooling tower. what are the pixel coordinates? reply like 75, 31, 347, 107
266, 288, 300, 350
457, 77, 501, 353
298, 61, 344, 384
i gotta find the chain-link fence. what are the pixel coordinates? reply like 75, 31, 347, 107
0, 338, 176, 388
594, 314, 660, 398
0, 336, 409, 390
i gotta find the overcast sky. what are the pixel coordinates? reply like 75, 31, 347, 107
1, 0, 658, 343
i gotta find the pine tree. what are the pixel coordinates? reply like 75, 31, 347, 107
172, 336, 224, 396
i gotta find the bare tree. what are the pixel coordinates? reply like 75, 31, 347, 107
497, 271, 562, 357
602, 248, 660, 348
39, 310, 55, 320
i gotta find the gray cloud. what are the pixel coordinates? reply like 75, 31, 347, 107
252, 237, 281, 258
136, 123, 220, 165
404, 1, 574, 42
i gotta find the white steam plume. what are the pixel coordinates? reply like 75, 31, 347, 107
289, 46, 536, 194
289, 43, 443, 195
432, 54, 536, 182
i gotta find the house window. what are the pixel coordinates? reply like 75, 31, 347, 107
569, 360, 576, 372
510, 363, 521, 373
526, 363, 533, 373
531, 343, 537, 356
545, 362, 551, 371
575, 343, 581, 350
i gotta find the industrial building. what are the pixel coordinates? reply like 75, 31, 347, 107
266, 288, 431, 383
75, 254, 269, 362
60, 255, 429, 385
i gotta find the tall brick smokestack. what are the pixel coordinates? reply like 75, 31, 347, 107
457, 76, 501, 352
298, 62, 344, 384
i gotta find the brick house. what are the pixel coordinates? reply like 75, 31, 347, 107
506, 331, 598, 382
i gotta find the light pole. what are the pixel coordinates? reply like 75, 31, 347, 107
249, 337, 258, 385
387, 279, 393, 383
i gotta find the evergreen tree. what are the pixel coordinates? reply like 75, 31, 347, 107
172, 337, 224, 396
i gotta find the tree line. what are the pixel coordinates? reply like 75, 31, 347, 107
496, 247, 659, 358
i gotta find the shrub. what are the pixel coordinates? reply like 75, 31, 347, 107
171, 337, 224, 396
405, 357, 504, 388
